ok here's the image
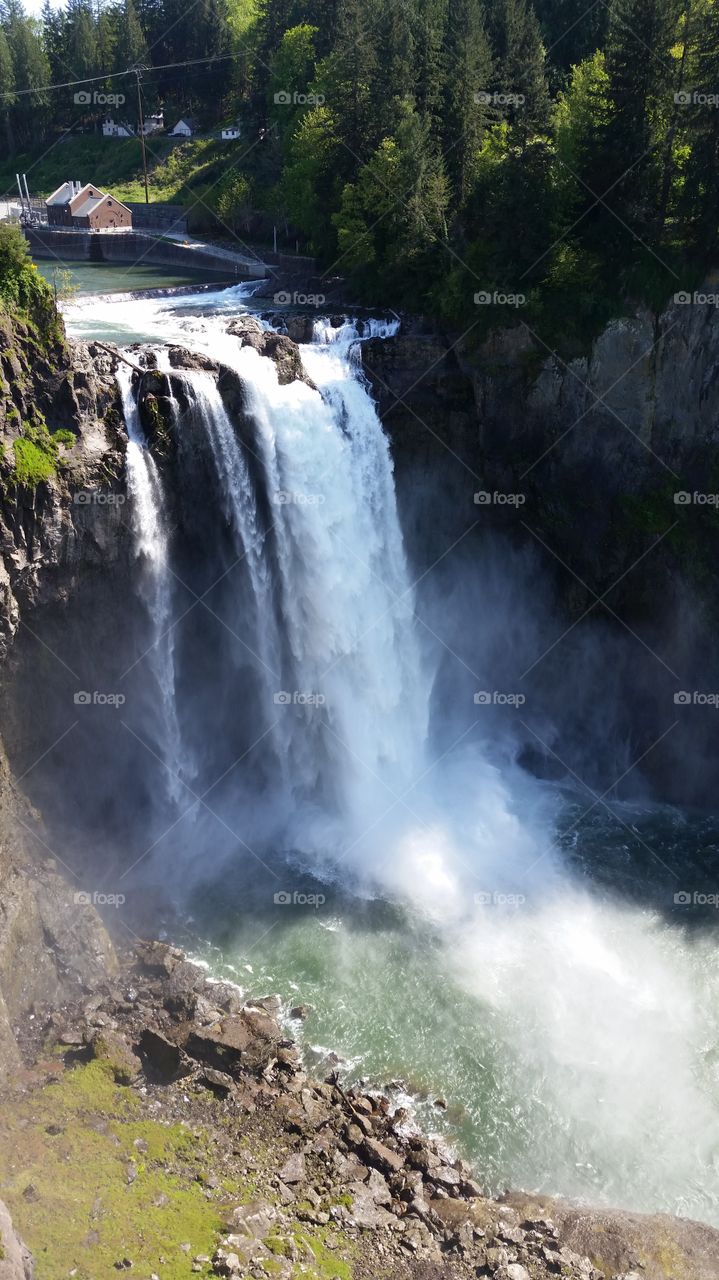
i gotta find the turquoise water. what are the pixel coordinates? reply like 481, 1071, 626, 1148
35, 260, 226, 296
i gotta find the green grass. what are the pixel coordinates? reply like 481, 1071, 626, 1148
8, 419, 74, 489
0, 1063, 228, 1280
0, 1061, 360, 1280
0, 135, 246, 230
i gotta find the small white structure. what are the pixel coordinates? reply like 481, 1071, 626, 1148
102, 118, 134, 138
221, 125, 241, 140
169, 117, 197, 138
142, 112, 164, 136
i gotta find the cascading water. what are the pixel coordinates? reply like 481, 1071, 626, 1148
63, 287, 719, 1228
118, 364, 189, 805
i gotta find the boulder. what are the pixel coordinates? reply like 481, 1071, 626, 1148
278, 1152, 306, 1185
226, 317, 313, 387
185, 1008, 281, 1075
89, 1030, 141, 1084
138, 1028, 182, 1080
361, 1136, 405, 1176
0, 1198, 33, 1279
166, 347, 219, 372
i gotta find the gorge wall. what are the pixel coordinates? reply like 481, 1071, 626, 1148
0, 313, 126, 1071
362, 285, 719, 807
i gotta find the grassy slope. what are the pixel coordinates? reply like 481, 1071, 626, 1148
0, 136, 242, 223
0, 1060, 354, 1280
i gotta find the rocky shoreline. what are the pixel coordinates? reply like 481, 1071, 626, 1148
1, 936, 718, 1280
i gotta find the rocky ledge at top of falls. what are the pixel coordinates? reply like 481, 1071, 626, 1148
0, 332, 127, 658
1, 935, 717, 1280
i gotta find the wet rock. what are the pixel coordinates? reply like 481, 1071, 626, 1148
163, 960, 206, 1014
135, 940, 183, 977
167, 346, 219, 372
289, 1004, 312, 1020
226, 316, 313, 387
186, 1007, 280, 1075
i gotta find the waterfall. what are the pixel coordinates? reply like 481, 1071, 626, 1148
171, 331, 429, 850
118, 364, 189, 805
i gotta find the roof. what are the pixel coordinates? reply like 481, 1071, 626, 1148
46, 181, 76, 206
73, 194, 107, 217
173, 117, 197, 128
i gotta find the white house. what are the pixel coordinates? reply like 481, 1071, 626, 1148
142, 112, 164, 136
169, 117, 197, 138
221, 125, 241, 140
102, 118, 134, 138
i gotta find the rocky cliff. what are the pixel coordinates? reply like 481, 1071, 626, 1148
362, 287, 719, 806
0, 311, 127, 1076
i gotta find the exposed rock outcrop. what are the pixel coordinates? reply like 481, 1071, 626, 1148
362, 285, 719, 806
0, 1198, 32, 1280
0, 317, 125, 1078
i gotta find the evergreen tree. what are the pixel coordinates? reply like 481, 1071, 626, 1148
441, 0, 493, 206
493, 0, 551, 137
0, 25, 15, 154
67, 0, 98, 81
601, 0, 681, 239
114, 0, 147, 73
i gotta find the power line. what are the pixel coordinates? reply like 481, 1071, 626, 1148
0, 51, 237, 103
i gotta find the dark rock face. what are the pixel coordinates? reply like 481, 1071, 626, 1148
0, 324, 126, 1078
362, 293, 719, 807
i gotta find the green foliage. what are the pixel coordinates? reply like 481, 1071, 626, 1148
1, 0, 717, 338
7, 414, 74, 489
0, 222, 56, 321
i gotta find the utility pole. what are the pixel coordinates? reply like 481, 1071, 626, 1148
133, 66, 150, 205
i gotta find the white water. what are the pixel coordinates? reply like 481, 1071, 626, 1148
76, 289, 719, 1224
117, 365, 189, 803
